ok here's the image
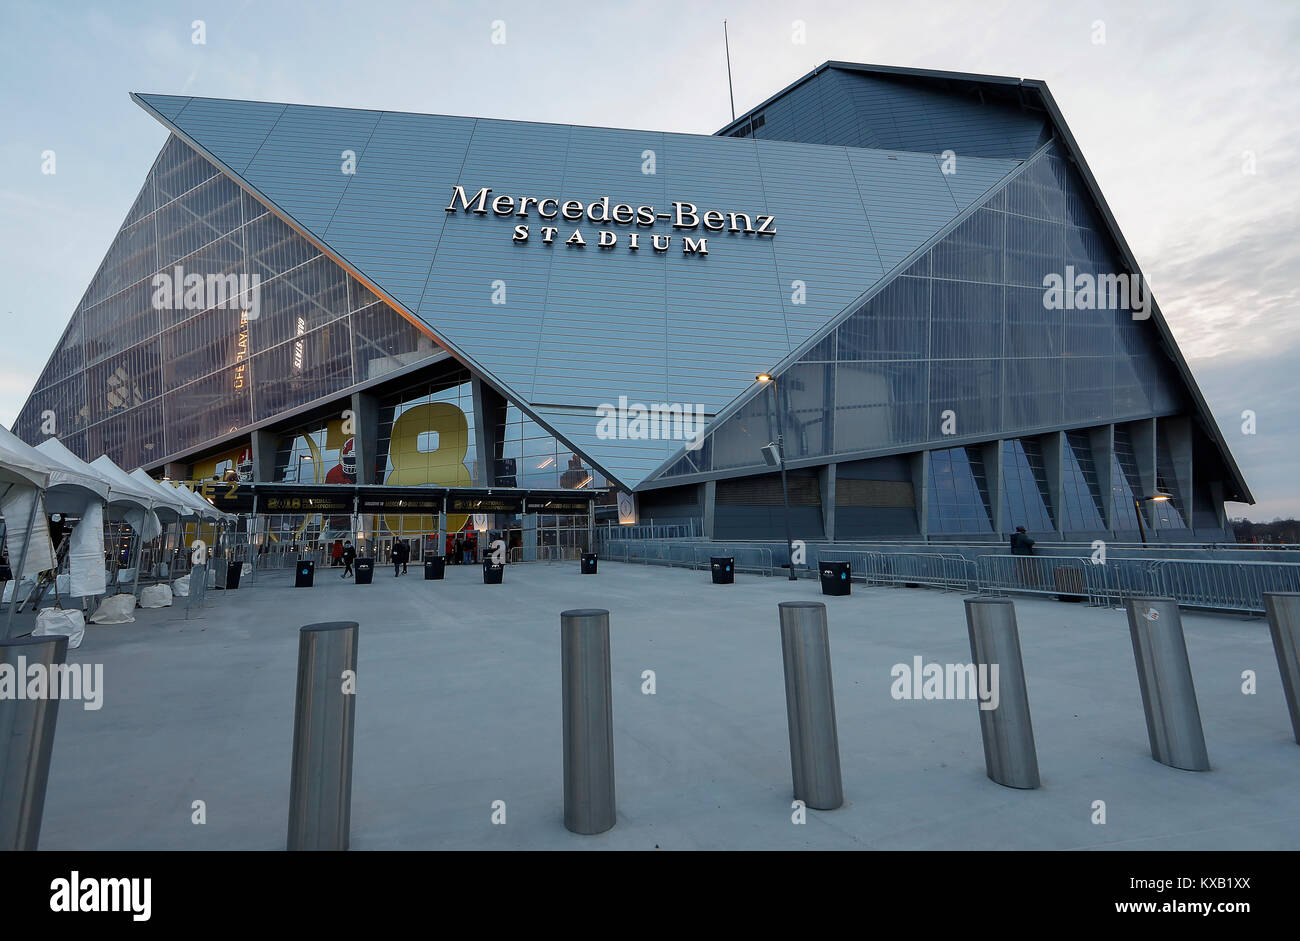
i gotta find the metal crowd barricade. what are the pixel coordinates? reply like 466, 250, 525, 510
1146, 559, 1300, 615
885, 552, 975, 591
595, 537, 1300, 615
977, 555, 1091, 600
815, 550, 886, 585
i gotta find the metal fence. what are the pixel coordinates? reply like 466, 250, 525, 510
508, 545, 582, 563
816, 549, 976, 591
977, 555, 1091, 601
602, 540, 775, 575
595, 538, 1300, 615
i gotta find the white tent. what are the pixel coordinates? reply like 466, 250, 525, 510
128, 468, 198, 522
38, 439, 168, 596
0, 428, 65, 623
90, 455, 174, 512
167, 481, 232, 522
1, 426, 106, 515
38, 438, 152, 518
0, 428, 52, 491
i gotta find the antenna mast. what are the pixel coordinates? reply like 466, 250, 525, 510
724, 20, 736, 122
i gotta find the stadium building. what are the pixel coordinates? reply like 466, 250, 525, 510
12, 61, 1252, 552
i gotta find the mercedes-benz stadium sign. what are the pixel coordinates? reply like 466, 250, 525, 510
445, 185, 776, 255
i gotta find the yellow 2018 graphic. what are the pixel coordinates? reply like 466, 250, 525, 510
384, 403, 471, 536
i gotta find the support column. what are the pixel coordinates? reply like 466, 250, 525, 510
702, 479, 717, 540
910, 451, 929, 540
349, 391, 381, 486
1090, 424, 1116, 534
1039, 432, 1065, 539
1162, 415, 1194, 521
1129, 418, 1158, 534
471, 378, 507, 488
1209, 481, 1228, 533
818, 464, 836, 543
250, 428, 279, 483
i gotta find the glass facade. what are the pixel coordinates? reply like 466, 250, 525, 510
660, 140, 1185, 481
1062, 431, 1105, 531
1001, 438, 1054, 533
926, 447, 993, 534
14, 135, 438, 471
1111, 427, 1144, 530
1154, 433, 1188, 530
376, 371, 478, 489
495, 407, 608, 491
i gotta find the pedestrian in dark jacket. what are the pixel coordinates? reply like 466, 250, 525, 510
340, 541, 356, 578
1010, 525, 1036, 588
393, 539, 409, 576
1009, 526, 1035, 555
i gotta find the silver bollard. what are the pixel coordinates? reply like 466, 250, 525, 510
778, 601, 843, 810
287, 621, 359, 850
1264, 592, 1300, 745
964, 598, 1040, 789
0, 635, 69, 850
561, 608, 616, 834
1125, 597, 1210, 771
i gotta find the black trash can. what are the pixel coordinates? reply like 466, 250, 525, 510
483, 561, 504, 585
425, 557, 446, 580
225, 562, 242, 590
355, 558, 374, 585
819, 560, 851, 596
580, 553, 598, 575
711, 557, 734, 585
295, 560, 314, 588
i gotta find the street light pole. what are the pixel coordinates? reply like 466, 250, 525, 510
759, 374, 798, 581
1134, 497, 1148, 546
1134, 492, 1171, 548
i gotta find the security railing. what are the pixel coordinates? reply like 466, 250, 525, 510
598, 538, 1299, 615
508, 545, 582, 563
1079, 557, 1300, 614
977, 555, 1091, 601
600, 540, 774, 575
815, 550, 975, 591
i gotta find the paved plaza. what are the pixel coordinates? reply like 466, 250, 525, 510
26, 560, 1300, 850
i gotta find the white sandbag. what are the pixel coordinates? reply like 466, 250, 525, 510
116, 567, 137, 586
3, 577, 36, 604
34, 608, 86, 649
207, 567, 217, 589
172, 574, 190, 597
89, 593, 136, 624
155, 563, 170, 578
139, 584, 173, 608
241, 563, 252, 577
56, 573, 71, 595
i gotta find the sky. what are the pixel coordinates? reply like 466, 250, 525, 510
0, 0, 1296, 519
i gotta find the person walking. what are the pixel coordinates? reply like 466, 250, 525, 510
331, 540, 343, 567
340, 541, 356, 578
1010, 525, 1036, 587
393, 538, 408, 576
